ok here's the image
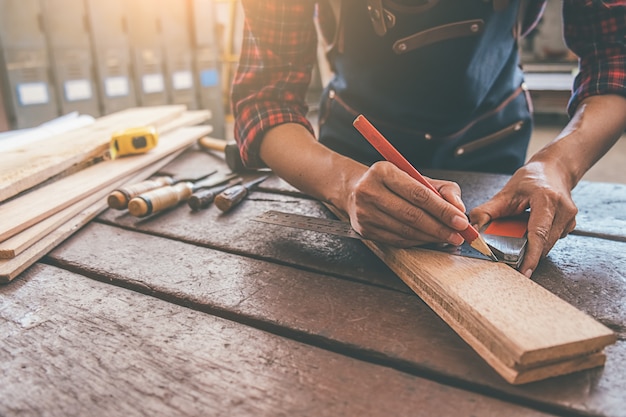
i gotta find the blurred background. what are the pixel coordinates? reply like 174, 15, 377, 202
0, 0, 244, 139
0, 0, 622, 182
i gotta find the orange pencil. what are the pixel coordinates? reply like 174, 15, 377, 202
352, 114, 497, 261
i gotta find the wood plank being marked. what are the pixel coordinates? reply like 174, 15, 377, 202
324, 204, 616, 384
0, 126, 211, 243
0, 150, 183, 282
0, 105, 186, 203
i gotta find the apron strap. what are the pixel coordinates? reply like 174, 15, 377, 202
366, 0, 388, 36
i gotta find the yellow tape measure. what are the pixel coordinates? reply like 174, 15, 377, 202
109, 126, 158, 159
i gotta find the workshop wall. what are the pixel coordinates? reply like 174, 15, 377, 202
0, 0, 575, 134
0, 0, 230, 137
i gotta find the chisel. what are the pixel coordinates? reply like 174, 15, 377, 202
127, 173, 238, 217
107, 169, 217, 210
214, 175, 269, 213
187, 178, 243, 211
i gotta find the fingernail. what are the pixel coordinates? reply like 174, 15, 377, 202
455, 195, 466, 212
448, 233, 464, 246
451, 215, 468, 230
523, 269, 533, 278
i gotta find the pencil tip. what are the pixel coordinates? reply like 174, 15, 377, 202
471, 236, 499, 261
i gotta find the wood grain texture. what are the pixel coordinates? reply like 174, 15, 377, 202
48, 222, 626, 416
0, 126, 211, 243
0, 181, 115, 259
0, 264, 555, 417
326, 204, 615, 383
152, 109, 211, 138
381, 245, 615, 368
97, 191, 408, 292
0, 151, 183, 282
0, 105, 186, 203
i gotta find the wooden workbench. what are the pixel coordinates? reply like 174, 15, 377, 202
1, 147, 625, 417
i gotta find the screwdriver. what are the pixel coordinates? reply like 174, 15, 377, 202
128, 173, 238, 217
107, 170, 217, 210
214, 175, 269, 213
187, 178, 243, 211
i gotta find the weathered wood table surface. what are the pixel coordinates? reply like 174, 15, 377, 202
2, 147, 625, 417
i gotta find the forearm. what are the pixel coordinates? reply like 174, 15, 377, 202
529, 94, 626, 189
471, 94, 626, 275
259, 122, 470, 248
231, 1, 318, 168
259, 123, 367, 213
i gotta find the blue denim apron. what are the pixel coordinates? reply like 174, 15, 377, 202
318, 0, 533, 174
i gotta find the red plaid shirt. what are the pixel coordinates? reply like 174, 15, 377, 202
232, 1, 626, 168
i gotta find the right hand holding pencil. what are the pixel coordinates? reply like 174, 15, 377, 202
342, 161, 469, 248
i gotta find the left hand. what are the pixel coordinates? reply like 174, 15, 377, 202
470, 160, 578, 277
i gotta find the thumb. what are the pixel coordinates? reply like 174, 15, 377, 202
469, 197, 511, 229
469, 206, 492, 230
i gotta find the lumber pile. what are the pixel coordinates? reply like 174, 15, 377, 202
0, 106, 212, 282
324, 204, 616, 384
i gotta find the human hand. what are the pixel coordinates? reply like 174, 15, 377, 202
343, 161, 470, 248
470, 160, 578, 277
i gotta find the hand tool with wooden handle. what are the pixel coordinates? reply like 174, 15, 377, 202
188, 178, 243, 211
352, 114, 498, 261
128, 173, 238, 217
107, 176, 175, 210
214, 175, 269, 213
197, 137, 246, 173
107, 170, 217, 210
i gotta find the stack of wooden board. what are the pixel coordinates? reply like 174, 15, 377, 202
0, 106, 213, 282
324, 204, 617, 384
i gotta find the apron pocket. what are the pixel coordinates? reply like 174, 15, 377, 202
453, 120, 524, 157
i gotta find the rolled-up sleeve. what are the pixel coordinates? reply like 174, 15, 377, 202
231, 1, 318, 168
564, 0, 626, 116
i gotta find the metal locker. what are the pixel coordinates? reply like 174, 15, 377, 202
85, 0, 137, 115
41, 0, 100, 117
159, 0, 197, 110
190, 0, 225, 138
125, 0, 168, 107
0, 0, 59, 129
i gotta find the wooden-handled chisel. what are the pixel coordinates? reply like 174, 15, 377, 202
187, 178, 243, 211
107, 169, 217, 210
127, 173, 238, 217
214, 175, 269, 213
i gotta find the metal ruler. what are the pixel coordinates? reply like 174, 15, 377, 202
254, 210, 363, 239
254, 210, 493, 261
